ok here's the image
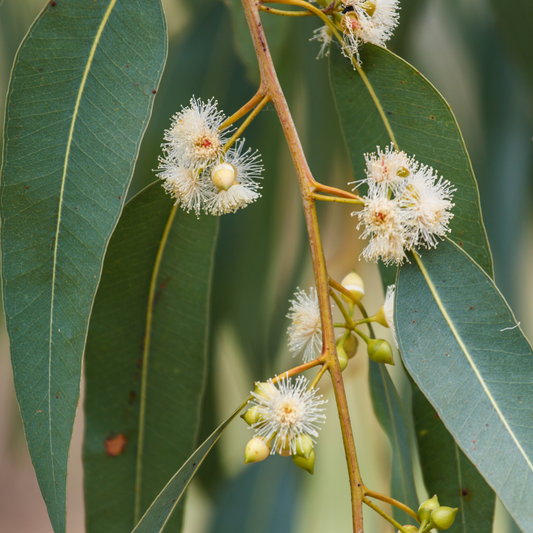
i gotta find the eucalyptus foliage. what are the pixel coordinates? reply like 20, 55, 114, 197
1, 0, 532, 532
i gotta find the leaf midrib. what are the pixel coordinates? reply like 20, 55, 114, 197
47, 0, 118, 512
134, 204, 178, 523
412, 249, 533, 473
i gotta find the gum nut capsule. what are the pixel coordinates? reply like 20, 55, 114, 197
295, 434, 314, 459
211, 162, 236, 191
292, 449, 315, 475
341, 271, 365, 303
254, 381, 277, 400
397, 527, 418, 533
418, 495, 440, 522
337, 347, 349, 372
367, 339, 394, 365
244, 437, 270, 464
344, 332, 359, 358
430, 506, 458, 530
241, 406, 260, 426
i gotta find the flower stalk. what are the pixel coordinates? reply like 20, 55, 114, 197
239, 0, 364, 530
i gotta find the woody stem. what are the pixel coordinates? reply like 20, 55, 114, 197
240, 1, 364, 531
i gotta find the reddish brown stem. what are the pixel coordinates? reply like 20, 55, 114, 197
239, 1, 364, 530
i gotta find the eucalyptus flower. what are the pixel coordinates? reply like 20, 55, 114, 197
250, 375, 327, 455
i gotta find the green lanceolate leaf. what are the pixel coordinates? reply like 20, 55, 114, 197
0, 3, 166, 531
330, 43, 499, 528
369, 361, 418, 524
83, 182, 218, 533
329, 44, 493, 276
132, 400, 248, 533
397, 239, 533, 532
412, 382, 496, 532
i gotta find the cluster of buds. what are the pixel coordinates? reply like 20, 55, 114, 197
355, 144, 455, 265
340, 271, 395, 365
413, 495, 458, 532
241, 376, 327, 475
157, 97, 263, 216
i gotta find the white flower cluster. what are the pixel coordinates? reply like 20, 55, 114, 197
341, 0, 400, 64
286, 288, 323, 363
157, 97, 262, 216
355, 144, 456, 265
250, 375, 327, 456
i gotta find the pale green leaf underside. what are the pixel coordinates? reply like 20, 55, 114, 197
0, 2, 166, 531
397, 240, 533, 532
412, 381, 496, 532
131, 401, 248, 533
84, 182, 218, 532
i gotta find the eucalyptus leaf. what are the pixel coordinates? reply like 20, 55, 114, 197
0, 2, 166, 531
411, 381, 496, 532
397, 239, 533, 532
369, 361, 418, 525
132, 401, 248, 533
329, 44, 492, 276
83, 182, 217, 532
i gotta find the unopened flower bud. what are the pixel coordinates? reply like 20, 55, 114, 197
341, 270, 365, 303
241, 406, 261, 426
397, 526, 418, 533
211, 162, 236, 191
292, 449, 315, 474
360, 0, 376, 16
418, 495, 440, 523
254, 381, 277, 400
430, 506, 458, 530
295, 434, 314, 459
343, 332, 358, 358
374, 306, 389, 328
337, 347, 349, 372
244, 437, 270, 464
367, 339, 394, 365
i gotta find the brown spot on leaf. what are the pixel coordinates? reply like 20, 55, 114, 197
105, 434, 127, 457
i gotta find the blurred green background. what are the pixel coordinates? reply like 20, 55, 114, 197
0, 0, 531, 531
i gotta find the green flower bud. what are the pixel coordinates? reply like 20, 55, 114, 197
241, 406, 261, 426
341, 270, 365, 303
292, 449, 315, 474
360, 0, 376, 16
374, 305, 389, 328
337, 346, 349, 371
418, 495, 440, 523
244, 437, 270, 464
430, 506, 458, 530
254, 381, 277, 400
294, 434, 314, 459
367, 339, 394, 365
344, 332, 359, 358
397, 526, 418, 533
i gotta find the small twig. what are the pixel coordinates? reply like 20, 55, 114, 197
364, 488, 420, 523
223, 95, 271, 152
309, 363, 329, 389
220, 88, 265, 130
363, 496, 413, 533
313, 193, 364, 205
259, 4, 314, 16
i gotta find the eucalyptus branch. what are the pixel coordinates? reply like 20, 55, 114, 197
259, 5, 314, 16
240, 1, 364, 529
364, 488, 420, 523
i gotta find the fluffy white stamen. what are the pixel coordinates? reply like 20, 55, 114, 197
250, 375, 327, 455
383, 285, 397, 346
287, 288, 323, 363
163, 97, 229, 170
